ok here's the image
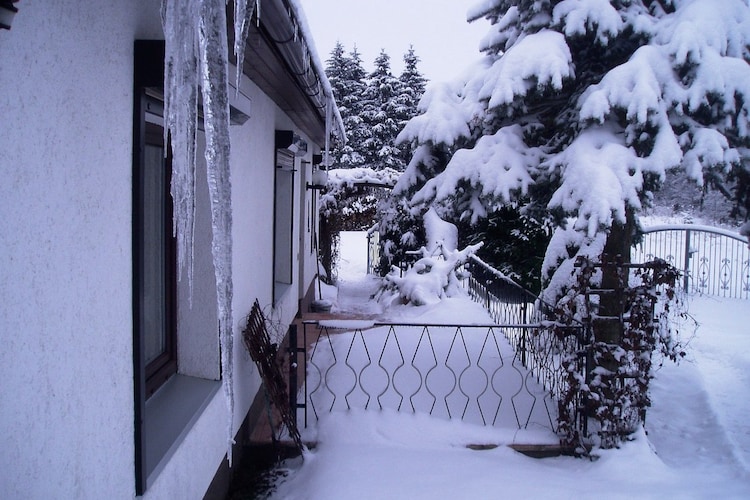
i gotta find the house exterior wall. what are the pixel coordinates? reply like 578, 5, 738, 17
0, 1, 147, 497
0, 1, 324, 498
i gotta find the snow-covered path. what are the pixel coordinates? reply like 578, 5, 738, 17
276, 231, 750, 499
648, 296, 750, 476
326, 232, 382, 317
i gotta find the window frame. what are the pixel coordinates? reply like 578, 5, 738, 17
132, 39, 225, 496
273, 147, 296, 304
132, 39, 176, 495
140, 119, 178, 397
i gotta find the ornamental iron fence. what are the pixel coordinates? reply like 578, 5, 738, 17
288, 256, 589, 440
292, 321, 562, 436
633, 224, 749, 299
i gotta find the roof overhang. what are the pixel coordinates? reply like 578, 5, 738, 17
229, 0, 345, 147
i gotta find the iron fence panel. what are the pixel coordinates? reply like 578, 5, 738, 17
300, 321, 560, 434
633, 224, 749, 299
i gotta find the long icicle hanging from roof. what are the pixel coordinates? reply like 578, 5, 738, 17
162, 0, 260, 467
233, 0, 258, 94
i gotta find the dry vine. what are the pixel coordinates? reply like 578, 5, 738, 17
550, 257, 687, 453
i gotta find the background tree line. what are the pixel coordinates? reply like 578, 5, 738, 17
318, 42, 427, 282
324, 42, 427, 172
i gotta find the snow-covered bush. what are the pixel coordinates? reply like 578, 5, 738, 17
376, 242, 483, 307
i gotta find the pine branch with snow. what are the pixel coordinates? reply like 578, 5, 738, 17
389, 0, 750, 306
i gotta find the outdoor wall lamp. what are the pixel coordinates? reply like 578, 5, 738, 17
306, 168, 328, 190
0, 1, 19, 30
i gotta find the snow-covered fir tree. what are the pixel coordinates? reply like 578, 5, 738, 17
322, 44, 426, 276
393, 0, 750, 303
396, 46, 429, 167
384, 0, 750, 449
325, 42, 370, 169
362, 50, 406, 170
397, 46, 428, 124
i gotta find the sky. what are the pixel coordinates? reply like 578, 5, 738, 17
297, 0, 489, 85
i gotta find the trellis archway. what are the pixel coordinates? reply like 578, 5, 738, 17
318, 167, 398, 283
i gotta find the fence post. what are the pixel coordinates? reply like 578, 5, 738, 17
287, 323, 298, 429
367, 231, 372, 274
683, 229, 691, 291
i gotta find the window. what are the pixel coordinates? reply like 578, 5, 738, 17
140, 120, 178, 396
273, 140, 296, 303
132, 40, 221, 495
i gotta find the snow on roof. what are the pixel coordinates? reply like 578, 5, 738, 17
286, 0, 346, 143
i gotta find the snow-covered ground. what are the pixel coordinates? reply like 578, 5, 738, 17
272, 231, 750, 499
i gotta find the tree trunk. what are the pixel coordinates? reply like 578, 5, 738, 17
596, 209, 636, 344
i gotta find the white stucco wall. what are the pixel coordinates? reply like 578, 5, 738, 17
228, 69, 322, 433
0, 2, 325, 498
0, 1, 155, 498
228, 72, 275, 421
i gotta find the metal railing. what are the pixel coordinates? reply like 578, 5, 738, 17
287, 257, 589, 438
632, 224, 749, 299
366, 225, 380, 275
294, 320, 559, 434
462, 257, 586, 407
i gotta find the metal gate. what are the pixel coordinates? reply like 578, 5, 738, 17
289, 320, 560, 434
287, 258, 586, 437
633, 224, 749, 299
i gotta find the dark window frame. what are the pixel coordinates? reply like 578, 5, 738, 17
133, 39, 178, 495
141, 120, 178, 396
273, 147, 296, 304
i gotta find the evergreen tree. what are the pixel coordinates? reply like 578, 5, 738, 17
395, 46, 429, 167
325, 42, 369, 169
397, 46, 428, 124
362, 50, 405, 170
393, 0, 750, 302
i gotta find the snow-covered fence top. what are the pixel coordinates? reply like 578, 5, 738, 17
633, 224, 750, 299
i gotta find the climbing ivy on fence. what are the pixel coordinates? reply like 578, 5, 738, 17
548, 257, 687, 453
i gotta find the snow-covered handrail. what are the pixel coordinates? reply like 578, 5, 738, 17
467, 254, 520, 286
634, 224, 750, 299
642, 223, 747, 243
464, 254, 581, 325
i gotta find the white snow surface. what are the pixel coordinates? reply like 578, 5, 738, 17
413, 125, 540, 222
552, 0, 624, 44
396, 80, 478, 148
422, 208, 458, 252
546, 127, 645, 237
326, 166, 400, 188
273, 231, 750, 499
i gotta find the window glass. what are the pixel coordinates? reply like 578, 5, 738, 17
142, 142, 168, 365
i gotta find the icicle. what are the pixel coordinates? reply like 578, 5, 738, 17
162, 0, 199, 301
199, 0, 236, 466
256, 0, 261, 27
163, 0, 238, 466
233, 0, 256, 96
324, 99, 332, 168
